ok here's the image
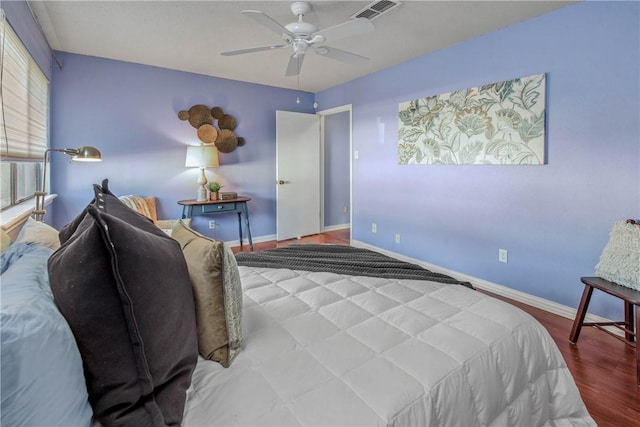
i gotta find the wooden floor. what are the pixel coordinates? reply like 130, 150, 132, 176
233, 229, 640, 426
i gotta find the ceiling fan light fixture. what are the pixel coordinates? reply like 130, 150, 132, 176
293, 40, 308, 55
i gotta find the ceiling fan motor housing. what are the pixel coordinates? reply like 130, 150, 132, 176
287, 1, 316, 38
285, 21, 317, 38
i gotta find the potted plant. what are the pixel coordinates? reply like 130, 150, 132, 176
208, 181, 223, 200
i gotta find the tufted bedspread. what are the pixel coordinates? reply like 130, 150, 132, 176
183, 263, 594, 426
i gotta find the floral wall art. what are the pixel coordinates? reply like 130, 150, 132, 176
398, 73, 546, 165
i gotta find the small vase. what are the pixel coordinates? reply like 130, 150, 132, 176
210, 191, 219, 201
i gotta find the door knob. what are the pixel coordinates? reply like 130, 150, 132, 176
278, 180, 286, 185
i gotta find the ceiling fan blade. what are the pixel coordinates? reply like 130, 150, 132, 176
311, 18, 374, 44
242, 10, 296, 39
221, 44, 289, 56
314, 46, 369, 64
285, 54, 305, 77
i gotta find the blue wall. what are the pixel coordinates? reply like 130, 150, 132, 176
316, 1, 640, 320
49, 52, 314, 241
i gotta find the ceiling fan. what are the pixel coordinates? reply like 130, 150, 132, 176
221, 1, 375, 77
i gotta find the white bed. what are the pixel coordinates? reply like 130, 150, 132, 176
183, 263, 594, 426
1, 224, 594, 426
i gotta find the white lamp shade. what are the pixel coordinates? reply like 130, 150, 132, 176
185, 145, 219, 168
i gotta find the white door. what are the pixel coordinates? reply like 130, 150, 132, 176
276, 110, 321, 241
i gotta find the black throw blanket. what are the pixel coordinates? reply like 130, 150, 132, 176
235, 244, 473, 289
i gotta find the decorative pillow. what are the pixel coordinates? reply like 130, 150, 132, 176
48, 180, 198, 426
595, 220, 640, 290
119, 195, 158, 223
1, 242, 93, 427
156, 218, 191, 236
15, 217, 60, 250
171, 220, 243, 367
0, 228, 11, 253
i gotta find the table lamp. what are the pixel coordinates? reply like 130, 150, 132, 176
185, 144, 219, 201
33, 146, 102, 221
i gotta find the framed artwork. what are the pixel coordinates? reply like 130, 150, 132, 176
398, 73, 546, 165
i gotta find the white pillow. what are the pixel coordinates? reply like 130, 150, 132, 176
595, 220, 640, 290
16, 217, 60, 250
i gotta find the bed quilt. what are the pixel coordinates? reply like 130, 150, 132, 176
183, 265, 594, 426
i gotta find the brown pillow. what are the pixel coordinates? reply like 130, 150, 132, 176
49, 181, 198, 426
172, 220, 243, 367
0, 227, 12, 253
118, 195, 158, 223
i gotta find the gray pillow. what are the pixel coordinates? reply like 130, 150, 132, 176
48, 181, 198, 426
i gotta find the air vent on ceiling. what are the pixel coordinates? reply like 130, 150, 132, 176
351, 0, 401, 20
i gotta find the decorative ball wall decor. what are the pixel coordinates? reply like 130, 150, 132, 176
216, 129, 238, 153
178, 105, 244, 153
197, 124, 218, 144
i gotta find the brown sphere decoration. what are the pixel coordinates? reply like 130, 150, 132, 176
179, 104, 244, 153
197, 124, 218, 144
215, 129, 238, 153
218, 114, 237, 131
187, 104, 213, 129
211, 106, 224, 120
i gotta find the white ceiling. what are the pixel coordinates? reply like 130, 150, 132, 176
27, 1, 576, 92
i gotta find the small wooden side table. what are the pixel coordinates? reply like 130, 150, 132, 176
177, 197, 253, 251
569, 276, 640, 386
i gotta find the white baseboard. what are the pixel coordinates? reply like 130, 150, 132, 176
229, 226, 349, 248
351, 240, 620, 336
323, 224, 350, 232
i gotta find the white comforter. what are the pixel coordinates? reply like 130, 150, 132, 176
183, 266, 595, 426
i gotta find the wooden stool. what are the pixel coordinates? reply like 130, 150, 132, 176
569, 276, 640, 386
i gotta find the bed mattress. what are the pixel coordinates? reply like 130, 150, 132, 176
183, 265, 594, 426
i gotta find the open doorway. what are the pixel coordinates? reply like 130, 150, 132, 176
318, 105, 352, 240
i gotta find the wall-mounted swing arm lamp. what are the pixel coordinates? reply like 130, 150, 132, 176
32, 146, 102, 221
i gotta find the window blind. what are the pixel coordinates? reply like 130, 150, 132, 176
0, 11, 49, 161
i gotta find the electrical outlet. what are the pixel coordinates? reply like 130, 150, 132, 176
371, 223, 377, 233
498, 249, 508, 263
343, 206, 349, 213
209, 220, 216, 230
395, 234, 401, 244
